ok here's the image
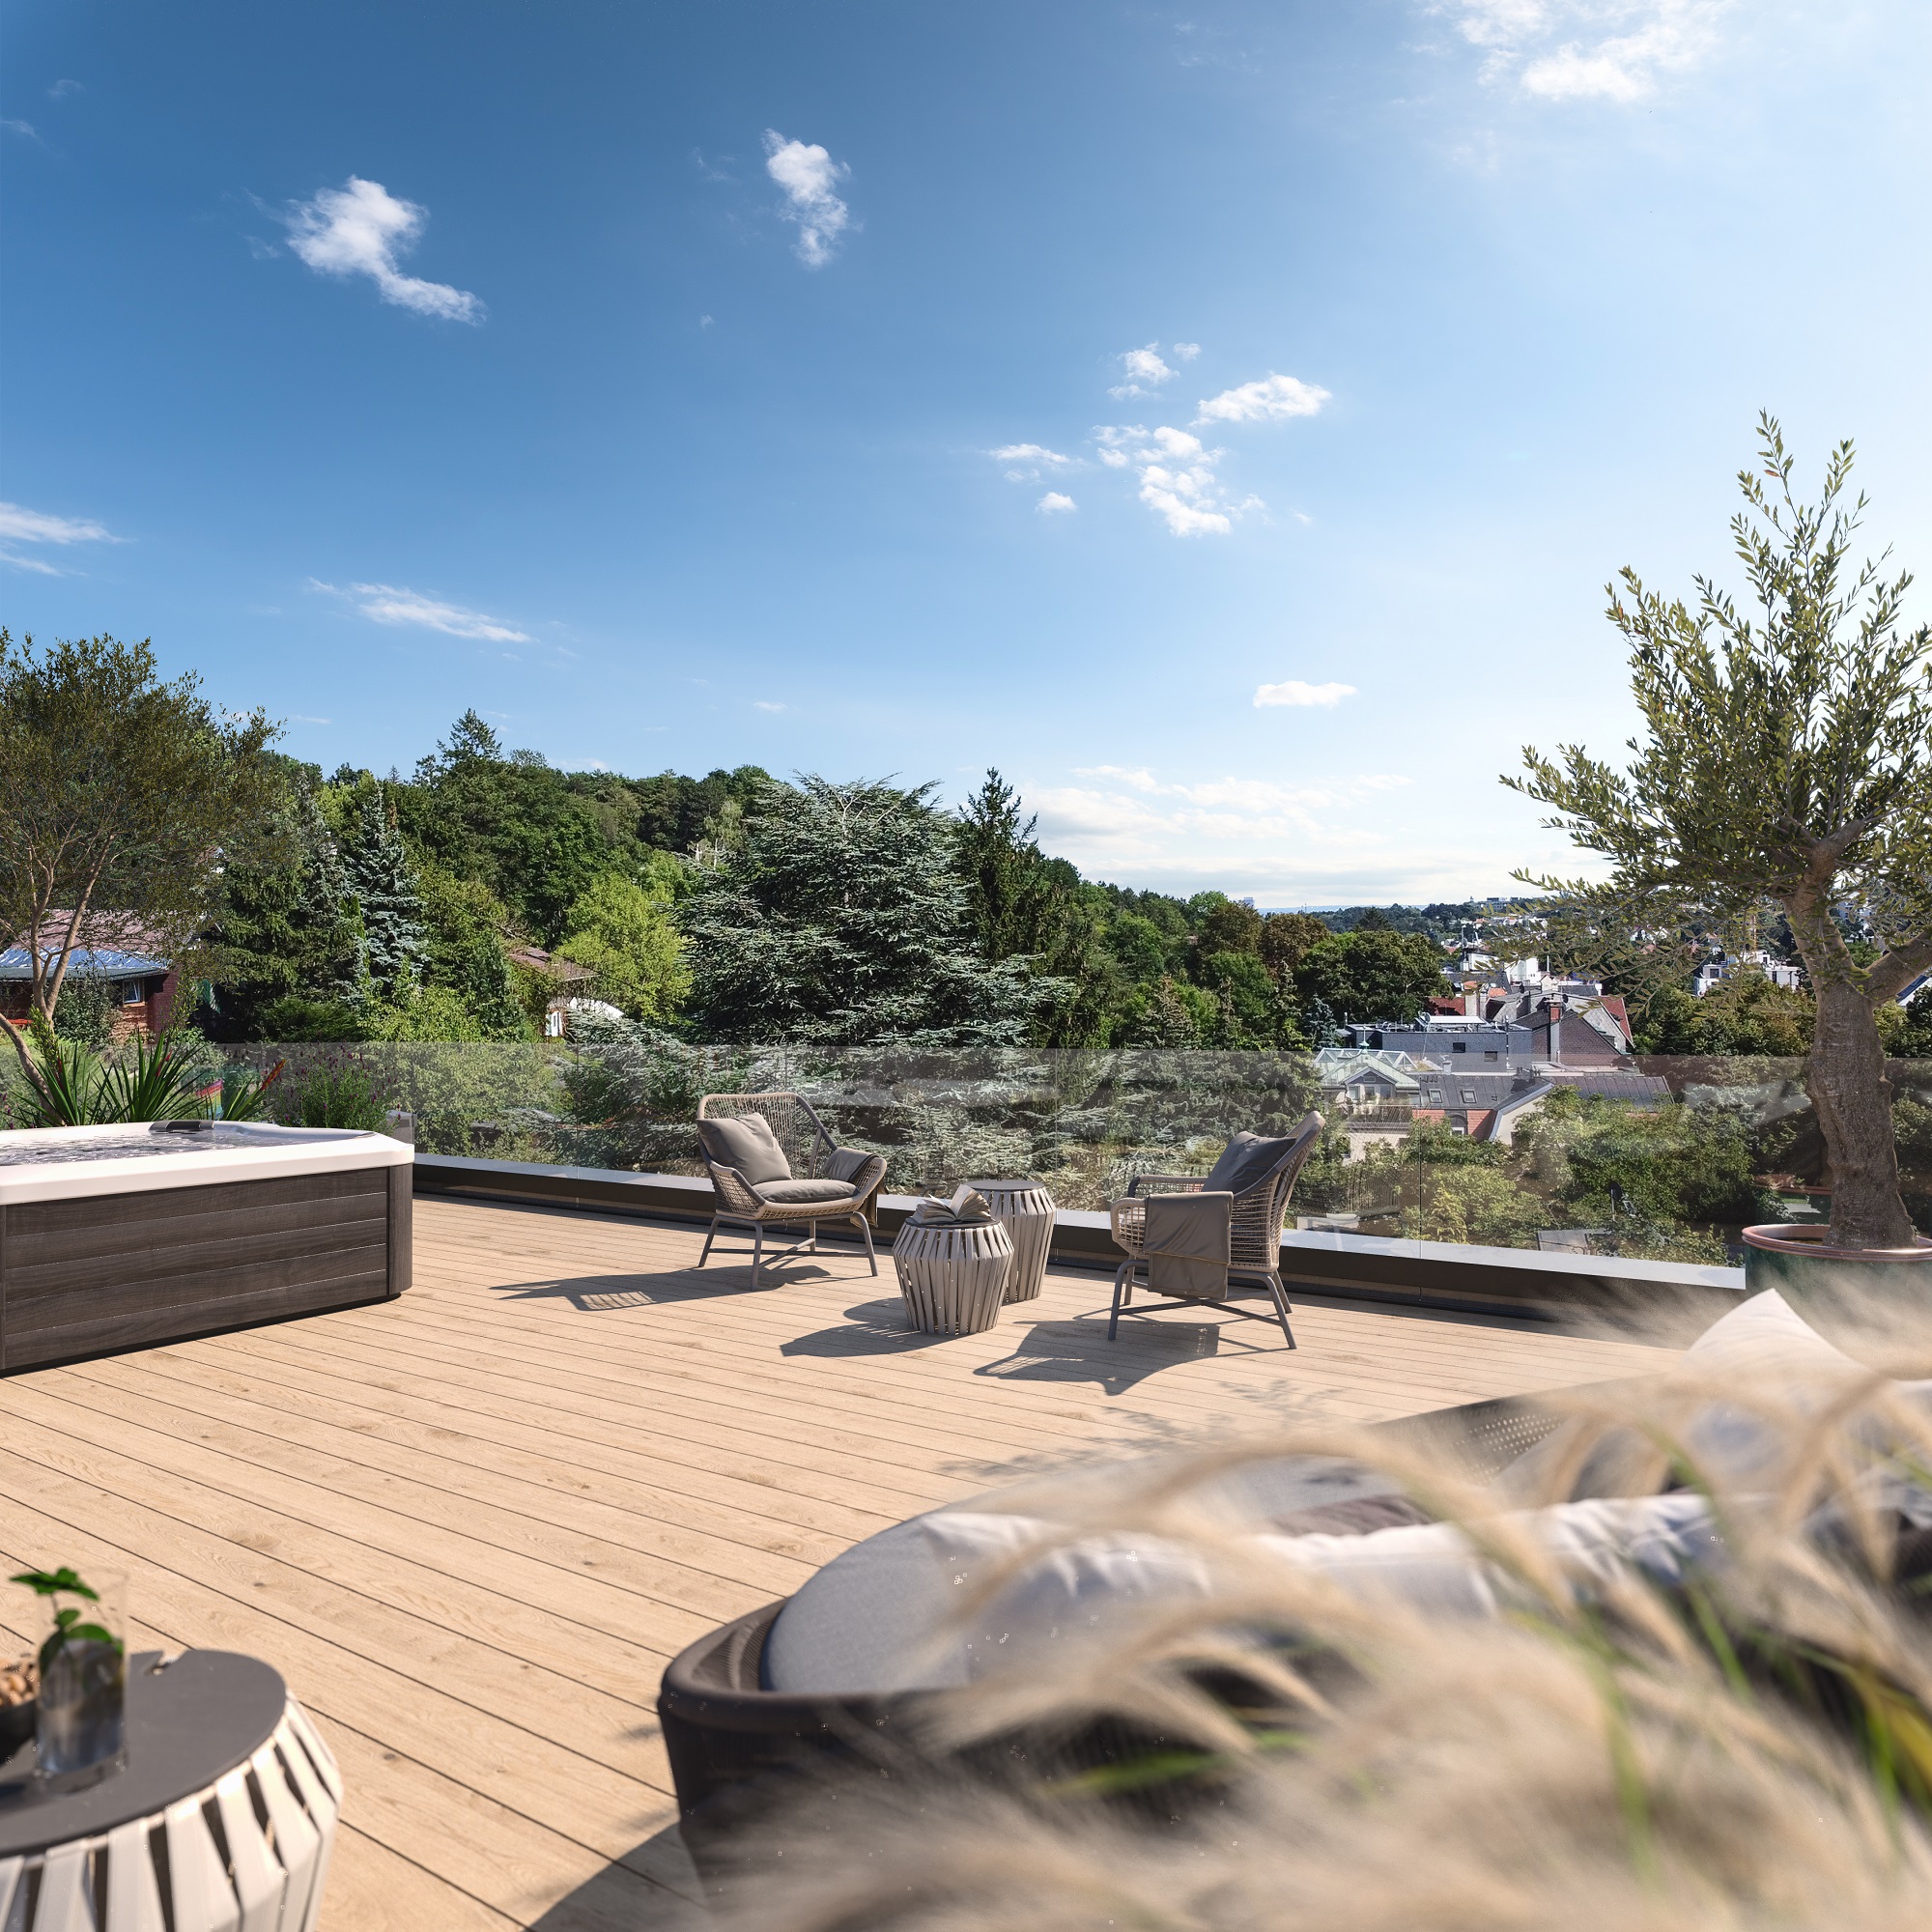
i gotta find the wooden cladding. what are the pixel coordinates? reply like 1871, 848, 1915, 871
0, 1164, 410, 1372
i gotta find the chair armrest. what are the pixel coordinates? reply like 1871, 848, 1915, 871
1124, 1174, 1207, 1198
832, 1150, 888, 1208
703, 1159, 765, 1217
1109, 1195, 1147, 1254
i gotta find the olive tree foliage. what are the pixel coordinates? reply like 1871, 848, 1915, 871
1507, 419, 1932, 1248
684, 775, 1045, 1047
0, 632, 282, 1099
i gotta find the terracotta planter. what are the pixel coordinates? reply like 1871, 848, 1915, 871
1742, 1223, 1932, 1364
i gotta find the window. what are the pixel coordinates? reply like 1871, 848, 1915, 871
1484, 1049, 1498, 1062
119, 980, 144, 1007
1451, 1039, 1466, 1053
1460, 1087, 1477, 1104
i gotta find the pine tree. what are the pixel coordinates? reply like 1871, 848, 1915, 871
685, 775, 1044, 1046
342, 782, 426, 1004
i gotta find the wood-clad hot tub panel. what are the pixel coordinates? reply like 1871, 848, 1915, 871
0, 1167, 393, 1371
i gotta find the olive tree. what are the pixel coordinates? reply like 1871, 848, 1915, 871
0, 631, 281, 1095
1508, 418, 1932, 1249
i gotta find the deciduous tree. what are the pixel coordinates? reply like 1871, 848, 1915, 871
1510, 417, 1932, 1248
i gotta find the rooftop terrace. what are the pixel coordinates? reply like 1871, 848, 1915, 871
0, 1197, 1678, 1928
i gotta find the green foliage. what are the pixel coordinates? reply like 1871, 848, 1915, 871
17, 1022, 213, 1125
1508, 416, 1932, 1246
1293, 929, 1447, 1024
1644, 975, 1816, 1056
281, 1053, 392, 1129
11, 1568, 119, 1677
0, 629, 282, 1101
1525, 1094, 1763, 1228
554, 870, 691, 1020
206, 763, 361, 1037
1894, 987, 1932, 1059
256, 995, 373, 1041
341, 781, 426, 1003
413, 861, 528, 1038
48, 976, 117, 1051
1259, 912, 1329, 975
1413, 1164, 1552, 1249
1196, 950, 1305, 1048
685, 776, 1043, 1046
1196, 898, 1263, 956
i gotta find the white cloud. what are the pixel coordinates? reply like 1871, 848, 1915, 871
280, 177, 484, 323
310, 580, 529, 641
48, 79, 82, 100
1195, 373, 1330, 425
1036, 492, 1077, 515
1094, 423, 1256, 537
1441, 1, 1733, 102
0, 500, 121, 574
991, 442, 1076, 481
3, 118, 44, 145
753, 699, 786, 711
763, 131, 851, 267
1254, 679, 1357, 708
1074, 764, 1161, 791
1110, 344, 1176, 399
1171, 342, 1202, 362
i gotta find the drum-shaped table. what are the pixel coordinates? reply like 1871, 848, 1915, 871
0, 1650, 341, 1932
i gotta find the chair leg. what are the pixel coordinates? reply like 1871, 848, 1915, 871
856, 1212, 878, 1276
1264, 1272, 1296, 1350
697, 1217, 719, 1268
805, 1220, 819, 1255
1109, 1261, 1134, 1341
752, 1223, 764, 1282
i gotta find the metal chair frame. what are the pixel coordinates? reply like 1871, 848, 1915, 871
1105, 1112, 1325, 1350
696, 1092, 886, 1283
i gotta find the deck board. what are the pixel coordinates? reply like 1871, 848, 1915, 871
0, 1195, 1678, 1927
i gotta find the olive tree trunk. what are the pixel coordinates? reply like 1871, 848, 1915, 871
1804, 971, 1917, 1250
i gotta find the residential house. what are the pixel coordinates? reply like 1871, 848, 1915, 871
0, 918, 178, 1038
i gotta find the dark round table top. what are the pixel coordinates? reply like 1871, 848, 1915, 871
0, 1649, 288, 1859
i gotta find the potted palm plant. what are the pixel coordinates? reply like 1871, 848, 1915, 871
1510, 416, 1932, 1338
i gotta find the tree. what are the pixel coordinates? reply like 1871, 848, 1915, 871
684, 776, 1042, 1046
341, 782, 426, 1003
0, 631, 281, 1093
1259, 912, 1329, 976
1196, 897, 1263, 957
1895, 986, 1932, 1060
205, 765, 361, 1037
952, 769, 1112, 1045
1509, 417, 1932, 1248
1293, 930, 1446, 1025
554, 869, 691, 1021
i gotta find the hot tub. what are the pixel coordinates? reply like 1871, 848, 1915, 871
0, 1121, 413, 1371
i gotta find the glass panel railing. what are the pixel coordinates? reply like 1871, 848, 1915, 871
14, 1035, 1930, 1264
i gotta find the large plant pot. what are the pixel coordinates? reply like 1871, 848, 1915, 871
1742, 1224, 1932, 1367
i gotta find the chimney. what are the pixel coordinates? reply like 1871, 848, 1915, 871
1547, 997, 1563, 1066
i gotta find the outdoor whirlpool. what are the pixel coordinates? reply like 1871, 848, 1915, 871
0, 1121, 413, 1371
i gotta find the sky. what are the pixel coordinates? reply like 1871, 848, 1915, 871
4, 0, 1930, 907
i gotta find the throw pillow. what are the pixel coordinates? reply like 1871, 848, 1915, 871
1202, 1130, 1297, 1197
696, 1113, 791, 1185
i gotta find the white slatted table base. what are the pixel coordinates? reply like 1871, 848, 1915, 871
0, 1702, 339, 1932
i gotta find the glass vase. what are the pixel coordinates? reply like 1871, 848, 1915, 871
35, 1569, 127, 1788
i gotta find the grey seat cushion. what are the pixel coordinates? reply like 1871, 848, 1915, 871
753, 1178, 858, 1206
696, 1113, 791, 1185
1202, 1129, 1296, 1197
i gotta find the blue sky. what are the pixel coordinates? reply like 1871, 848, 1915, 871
4, 1, 1928, 905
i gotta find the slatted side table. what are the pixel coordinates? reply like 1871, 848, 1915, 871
0, 1650, 341, 1932
965, 1179, 1056, 1304
892, 1219, 1014, 1335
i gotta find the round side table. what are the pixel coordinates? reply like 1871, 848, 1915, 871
892, 1219, 1014, 1335
0, 1649, 341, 1932
965, 1179, 1057, 1304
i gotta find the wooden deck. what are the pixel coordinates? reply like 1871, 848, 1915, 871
0, 1197, 1678, 1927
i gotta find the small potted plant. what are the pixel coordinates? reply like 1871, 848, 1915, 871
1510, 417, 1932, 1342
12, 1566, 127, 1786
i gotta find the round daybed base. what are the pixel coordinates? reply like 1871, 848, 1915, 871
658, 1387, 1581, 1883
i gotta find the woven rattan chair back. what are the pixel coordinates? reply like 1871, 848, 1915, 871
696, 1091, 836, 1180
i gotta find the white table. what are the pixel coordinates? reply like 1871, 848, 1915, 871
0, 1650, 341, 1932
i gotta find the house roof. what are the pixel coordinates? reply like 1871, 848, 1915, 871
0, 947, 169, 982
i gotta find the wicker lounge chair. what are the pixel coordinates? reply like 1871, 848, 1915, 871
696, 1092, 887, 1283
1106, 1111, 1324, 1349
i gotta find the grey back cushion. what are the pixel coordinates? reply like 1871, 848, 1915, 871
696, 1112, 791, 1185
824, 1147, 874, 1185
1202, 1129, 1295, 1197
